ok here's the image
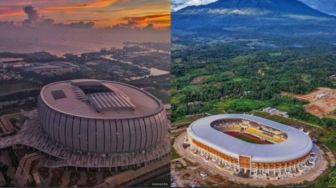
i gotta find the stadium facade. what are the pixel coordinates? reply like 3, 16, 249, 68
0, 79, 170, 169
187, 114, 315, 177
38, 79, 167, 154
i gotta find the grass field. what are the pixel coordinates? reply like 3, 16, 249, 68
225, 131, 272, 144
235, 135, 260, 144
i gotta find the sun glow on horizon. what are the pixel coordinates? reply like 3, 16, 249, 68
0, 0, 170, 29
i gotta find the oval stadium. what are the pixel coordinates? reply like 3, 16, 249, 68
0, 79, 170, 169
187, 114, 317, 178
38, 79, 167, 154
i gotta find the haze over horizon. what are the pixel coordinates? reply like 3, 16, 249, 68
0, 0, 170, 29
0, 0, 170, 55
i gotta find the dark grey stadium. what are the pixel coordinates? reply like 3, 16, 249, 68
0, 79, 170, 168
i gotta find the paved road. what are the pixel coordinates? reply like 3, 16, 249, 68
173, 131, 329, 187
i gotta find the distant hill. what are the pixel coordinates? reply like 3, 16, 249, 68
172, 0, 336, 35
299, 0, 336, 16
176, 0, 331, 17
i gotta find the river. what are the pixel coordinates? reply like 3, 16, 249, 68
102, 55, 169, 80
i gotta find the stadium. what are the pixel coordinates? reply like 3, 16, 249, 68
187, 114, 317, 178
0, 79, 170, 169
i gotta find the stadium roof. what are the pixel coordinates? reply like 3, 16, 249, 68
188, 114, 313, 162
40, 79, 162, 119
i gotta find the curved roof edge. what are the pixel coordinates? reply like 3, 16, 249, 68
40, 79, 164, 120
188, 114, 313, 163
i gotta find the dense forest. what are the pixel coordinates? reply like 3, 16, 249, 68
171, 42, 336, 127
171, 40, 336, 186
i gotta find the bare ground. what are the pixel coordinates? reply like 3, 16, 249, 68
283, 87, 336, 118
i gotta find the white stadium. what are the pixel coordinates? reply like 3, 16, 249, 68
187, 114, 317, 178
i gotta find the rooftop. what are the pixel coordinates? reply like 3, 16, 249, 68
188, 114, 313, 162
40, 79, 162, 119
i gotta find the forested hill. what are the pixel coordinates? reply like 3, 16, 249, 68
172, 0, 336, 38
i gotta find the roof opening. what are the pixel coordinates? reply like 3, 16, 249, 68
70, 81, 135, 112
51, 90, 66, 100
211, 119, 287, 144
77, 84, 111, 95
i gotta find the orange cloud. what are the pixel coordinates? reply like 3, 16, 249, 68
45, 0, 123, 11
0, 1, 170, 29
0, 11, 23, 17
0, 6, 25, 17
0, 1, 123, 20
115, 13, 170, 29
0, 1, 90, 18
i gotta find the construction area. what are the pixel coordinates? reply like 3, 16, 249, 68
285, 87, 336, 119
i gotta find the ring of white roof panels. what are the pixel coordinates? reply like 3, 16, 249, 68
188, 114, 313, 163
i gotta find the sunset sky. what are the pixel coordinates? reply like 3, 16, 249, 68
0, 0, 170, 29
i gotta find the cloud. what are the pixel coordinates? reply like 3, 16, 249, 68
16, 5, 95, 28
0, 1, 169, 29
144, 23, 154, 30
112, 14, 170, 29
171, 0, 218, 11
0, 0, 124, 20
180, 8, 270, 16
0, 8, 23, 17
0, 1, 170, 55
0, 21, 169, 56
55, 21, 95, 29
44, 0, 123, 11
23, 5, 40, 24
